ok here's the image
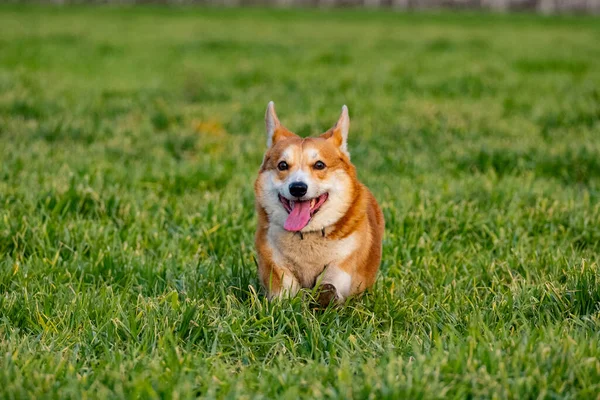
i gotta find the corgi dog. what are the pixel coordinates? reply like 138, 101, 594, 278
254, 102, 384, 305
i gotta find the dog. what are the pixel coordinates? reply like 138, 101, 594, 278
254, 102, 384, 306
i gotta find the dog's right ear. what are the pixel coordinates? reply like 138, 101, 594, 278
265, 101, 297, 147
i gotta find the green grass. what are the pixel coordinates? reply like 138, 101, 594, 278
1, 5, 600, 398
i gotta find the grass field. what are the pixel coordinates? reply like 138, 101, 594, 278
1, 5, 600, 398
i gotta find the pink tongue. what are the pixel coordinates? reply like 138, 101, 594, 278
284, 201, 311, 232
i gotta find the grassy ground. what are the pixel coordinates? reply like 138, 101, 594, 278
1, 5, 600, 398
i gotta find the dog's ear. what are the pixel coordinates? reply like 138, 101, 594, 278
321, 105, 350, 158
265, 101, 297, 147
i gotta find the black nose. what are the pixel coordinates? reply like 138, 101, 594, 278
289, 182, 308, 198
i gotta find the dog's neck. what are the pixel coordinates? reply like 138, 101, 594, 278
292, 227, 328, 241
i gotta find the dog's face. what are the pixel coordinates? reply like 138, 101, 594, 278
255, 103, 357, 232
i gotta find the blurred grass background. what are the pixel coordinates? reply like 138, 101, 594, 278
1, 5, 600, 398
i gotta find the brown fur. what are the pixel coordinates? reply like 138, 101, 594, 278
254, 104, 384, 303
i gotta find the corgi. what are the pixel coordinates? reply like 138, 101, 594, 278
254, 102, 384, 305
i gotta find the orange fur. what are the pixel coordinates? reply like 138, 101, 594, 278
254, 103, 384, 303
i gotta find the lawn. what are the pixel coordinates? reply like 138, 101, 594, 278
1, 5, 600, 398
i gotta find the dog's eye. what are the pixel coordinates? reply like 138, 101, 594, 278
277, 161, 288, 171
314, 161, 326, 170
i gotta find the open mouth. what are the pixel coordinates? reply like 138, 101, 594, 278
279, 193, 328, 232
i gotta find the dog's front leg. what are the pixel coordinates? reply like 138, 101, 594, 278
258, 258, 300, 300
315, 265, 353, 306
271, 267, 301, 300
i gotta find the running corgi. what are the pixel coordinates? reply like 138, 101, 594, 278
254, 102, 384, 306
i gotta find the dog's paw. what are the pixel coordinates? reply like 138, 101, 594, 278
316, 283, 339, 308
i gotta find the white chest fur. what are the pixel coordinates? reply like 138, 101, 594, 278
267, 225, 358, 288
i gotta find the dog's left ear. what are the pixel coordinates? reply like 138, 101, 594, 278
321, 105, 350, 158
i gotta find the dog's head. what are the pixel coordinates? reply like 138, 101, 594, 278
255, 102, 358, 233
